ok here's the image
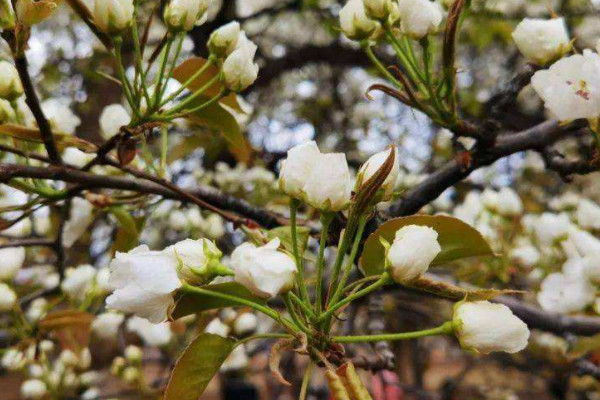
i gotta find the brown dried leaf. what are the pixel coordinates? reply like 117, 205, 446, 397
407, 275, 523, 301
268, 338, 294, 386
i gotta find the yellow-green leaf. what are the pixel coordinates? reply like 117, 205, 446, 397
359, 215, 494, 277
171, 282, 266, 320
164, 333, 235, 400
0, 124, 97, 152
405, 275, 521, 301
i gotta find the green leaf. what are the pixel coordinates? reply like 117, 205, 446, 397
359, 215, 494, 277
109, 207, 144, 253
0, 124, 97, 152
171, 282, 267, 320
267, 226, 311, 256
164, 333, 235, 400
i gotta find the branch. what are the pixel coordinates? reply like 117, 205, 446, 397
13, 55, 62, 164
541, 147, 600, 179
0, 238, 55, 249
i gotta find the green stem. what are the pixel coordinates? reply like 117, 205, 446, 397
290, 198, 310, 305
318, 274, 390, 323
289, 292, 315, 320
131, 7, 151, 107
315, 212, 334, 314
299, 362, 313, 400
157, 33, 185, 107
164, 75, 221, 116
332, 321, 454, 343
113, 37, 139, 116
235, 333, 293, 347
160, 57, 215, 107
153, 36, 174, 107
160, 89, 226, 120
283, 293, 310, 333
160, 125, 168, 177
363, 43, 401, 87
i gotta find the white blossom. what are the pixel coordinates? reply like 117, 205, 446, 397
233, 313, 257, 335
230, 238, 297, 299
357, 147, 400, 201
205, 318, 230, 337
453, 301, 530, 354
62, 147, 94, 168
397, 0, 443, 39
41, 99, 81, 135
363, 0, 392, 21
106, 245, 181, 323
387, 225, 441, 282
512, 18, 570, 64
165, 238, 226, 284
533, 212, 570, 245
537, 268, 595, 313
577, 199, 600, 230
303, 153, 352, 212
92, 312, 125, 341
164, 0, 209, 31
99, 104, 131, 140
510, 244, 540, 267
222, 41, 259, 92
279, 141, 322, 199
531, 50, 600, 121
0, 246, 25, 281
339, 0, 378, 40
1, 348, 25, 370
208, 21, 241, 57
126, 316, 173, 346
21, 380, 47, 400
62, 198, 95, 248
94, 0, 134, 34
61, 265, 97, 301
0, 283, 16, 311
221, 344, 248, 372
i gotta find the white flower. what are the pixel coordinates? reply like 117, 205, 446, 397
537, 269, 595, 314
512, 18, 570, 65
303, 153, 352, 212
62, 198, 95, 248
164, 0, 209, 31
205, 318, 230, 337
533, 212, 570, 245
278, 141, 322, 199
453, 301, 530, 354
363, 0, 392, 20
41, 99, 81, 135
126, 316, 173, 346
233, 313, 257, 335
577, 199, 600, 230
509, 245, 540, 267
61, 265, 97, 301
0, 61, 23, 100
94, 0, 134, 34
92, 312, 125, 341
221, 344, 248, 372
230, 238, 297, 299
531, 50, 600, 121
566, 226, 600, 258
222, 46, 259, 92
165, 238, 226, 284
62, 147, 94, 168
357, 147, 400, 201
25, 298, 47, 322
496, 187, 523, 216
397, 0, 443, 39
0, 246, 25, 281
21, 380, 47, 400
2, 348, 25, 370
0, 283, 16, 311
339, 0, 378, 40
106, 245, 181, 323
387, 225, 441, 282
99, 104, 130, 140
454, 191, 483, 225
208, 21, 241, 57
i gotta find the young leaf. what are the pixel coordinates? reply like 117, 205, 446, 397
171, 282, 267, 320
0, 124, 97, 152
359, 215, 494, 276
164, 333, 236, 400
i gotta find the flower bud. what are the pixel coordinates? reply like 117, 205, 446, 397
453, 301, 530, 354
166, 238, 231, 285
222, 44, 259, 92
208, 22, 241, 58
0, 0, 15, 30
339, 0, 378, 40
397, 0, 442, 39
230, 238, 297, 299
92, 312, 124, 341
124, 345, 143, 363
577, 199, 600, 231
99, 104, 131, 140
278, 141, 322, 199
122, 366, 140, 383
233, 313, 257, 335
512, 18, 570, 65
0, 283, 16, 311
15, 0, 58, 26
303, 153, 352, 212
363, 0, 392, 21
0, 61, 23, 101
205, 318, 230, 337
21, 380, 47, 400
0, 246, 25, 281
164, 0, 209, 32
94, 0, 134, 35
387, 225, 441, 283
357, 147, 400, 201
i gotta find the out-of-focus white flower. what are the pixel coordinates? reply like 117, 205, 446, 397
21, 380, 47, 400
549, 191, 580, 211
0, 99, 15, 123
99, 104, 130, 140
230, 238, 297, 299
453, 301, 530, 354
164, 0, 209, 31
81, 388, 100, 400
205, 318, 230, 337
41, 99, 81, 135
496, 187, 523, 216
510, 245, 540, 267
512, 18, 570, 64
94, 0, 134, 34
363, 0, 393, 21
222, 40, 259, 92
0, 246, 25, 281
339, 0, 378, 40
357, 147, 400, 201
537, 269, 595, 313
1, 348, 25, 370
533, 212, 570, 245
566, 227, 600, 258
454, 191, 483, 225
126, 316, 173, 346
577, 199, 600, 230
387, 225, 441, 282
397, 0, 443, 39
208, 21, 241, 57
279, 141, 322, 199
304, 153, 352, 212
61, 265, 97, 301
25, 298, 47, 322
233, 313, 257, 335
62, 198, 95, 248
0, 61, 23, 100
166, 238, 229, 284
106, 245, 181, 323
531, 50, 600, 120
203, 214, 226, 239
92, 312, 125, 341
221, 344, 248, 372
62, 147, 94, 168
0, 283, 16, 311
